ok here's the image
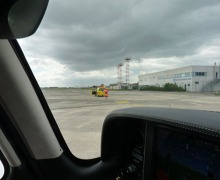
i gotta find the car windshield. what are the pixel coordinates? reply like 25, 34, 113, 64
18, 0, 220, 159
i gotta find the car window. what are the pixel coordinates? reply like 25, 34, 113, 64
18, 0, 220, 159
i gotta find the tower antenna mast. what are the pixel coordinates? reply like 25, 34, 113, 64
117, 63, 123, 90
125, 57, 131, 85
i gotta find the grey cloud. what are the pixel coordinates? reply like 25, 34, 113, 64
21, 0, 220, 72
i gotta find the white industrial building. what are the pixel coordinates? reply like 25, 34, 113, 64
138, 65, 220, 92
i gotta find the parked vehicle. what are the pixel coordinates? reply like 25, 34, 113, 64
93, 85, 108, 97
91, 86, 98, 95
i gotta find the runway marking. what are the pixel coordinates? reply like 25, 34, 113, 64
129, 104, 144, 107
115, 101, 144, 107
116, 100, 130, 104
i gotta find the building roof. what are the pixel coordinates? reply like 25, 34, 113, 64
138, 65, 220, 78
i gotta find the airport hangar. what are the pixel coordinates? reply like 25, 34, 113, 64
138, 65, 220, 92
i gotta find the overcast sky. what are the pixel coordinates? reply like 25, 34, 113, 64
18, 0, 220, 87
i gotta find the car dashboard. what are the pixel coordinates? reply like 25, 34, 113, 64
101, 107, 220, 180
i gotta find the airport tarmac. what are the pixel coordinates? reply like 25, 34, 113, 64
42, 88, 220, 159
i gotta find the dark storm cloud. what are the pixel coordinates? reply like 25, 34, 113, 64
22, 0, 220, 72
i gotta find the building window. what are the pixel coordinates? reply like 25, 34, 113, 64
193, 72, 207, 76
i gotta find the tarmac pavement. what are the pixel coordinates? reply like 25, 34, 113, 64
42, 88, 220, 159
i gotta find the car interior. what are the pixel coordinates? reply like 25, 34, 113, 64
1, 0, 220, 180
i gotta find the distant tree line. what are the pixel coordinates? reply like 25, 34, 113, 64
139, 83, 186, 92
